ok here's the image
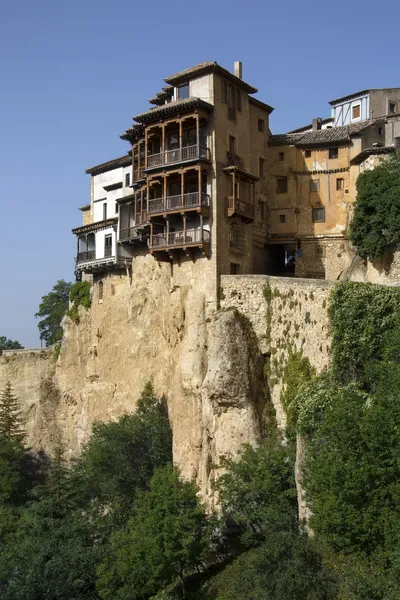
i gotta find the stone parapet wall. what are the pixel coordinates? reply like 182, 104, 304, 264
220, 274, 334, 428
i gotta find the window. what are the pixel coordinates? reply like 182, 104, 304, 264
279, 214, 286, 223
312, 207, 325, 222
229, 221, 244, 251
305, 149, 311, 158
230, 262, 239, 274
389, 102, 396, 114
104, 235, 112, 256
258, 119, 265, 132
278, 152, 284, 161
310, 179, 320, 192
115, 203, 118, 214
329, 147, 338, 159
229, 135, 236, 156
98, 280, 104, 301
222, 80, 228, 103
336, 178, 344, 191
352, 104, 361, 119
259, 157, 265, 178
379, 127, 383, 135
276, 177, 288, 194
125, 173, 130, 187
259, 201, 265, 218
178, 83, 189, 99
237, 90, 242, 112
103, 202, 107, 220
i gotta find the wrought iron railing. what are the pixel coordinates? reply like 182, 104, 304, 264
104, 246, 112, 257
150, 228, 210, 249
146, 145, 210, 169
148, 192, 210, 214
226, 152, 244, 169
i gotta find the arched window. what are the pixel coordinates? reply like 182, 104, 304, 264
98, 280, 104, 301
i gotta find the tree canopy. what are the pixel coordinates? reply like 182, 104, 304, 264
35, 279, 72, 346
350, 154, 400, 260
0, 337, 23, 352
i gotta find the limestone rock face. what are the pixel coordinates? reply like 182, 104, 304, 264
0, 255, 264, 502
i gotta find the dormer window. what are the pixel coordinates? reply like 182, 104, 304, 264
178, 83, 189, 99
352, 104, 361, 120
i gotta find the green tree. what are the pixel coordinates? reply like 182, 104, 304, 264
0, 383, 25, 442
97, 465, 210, 600
35, 279, 72, 346
216, 437, 298, 547
0, 450, 100, 600
0, 337, 23, 352
77, 382, 172, 523
350, 153, 400, 260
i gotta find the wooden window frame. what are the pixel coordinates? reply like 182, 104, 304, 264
312, 207, 325, 223
276, 177, 288, 194
310, 179, 320, 192
329, 147, 338, 159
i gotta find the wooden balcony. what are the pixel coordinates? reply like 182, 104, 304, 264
148, 192, 210, 217
146, 145, 210, 170
132, 167, 146, 183
149, 227, 210, 257
77, 250, 95, 263
227, 196, 255, 223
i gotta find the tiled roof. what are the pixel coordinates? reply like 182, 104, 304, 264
249, 96, 274, 114
329, 89, 370, 106
350, 146, 396, 165
85, 154, 131, 176
288, 117, 334, 133
149, 86, 174, 106
120, 124, 144, 143
270, 121, 374, 148
133, 97, 214, 124
164, 61, 258, 94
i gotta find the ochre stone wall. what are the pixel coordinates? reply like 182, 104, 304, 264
220, 274, 333, 428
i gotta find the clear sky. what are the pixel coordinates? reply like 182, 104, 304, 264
0, 0, 398, 347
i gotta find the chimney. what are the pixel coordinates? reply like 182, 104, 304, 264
312, 118, 322, 131
234, 61, 242, 80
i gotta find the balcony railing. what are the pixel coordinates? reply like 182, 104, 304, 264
226, 152, 244, 169
227, 196, 255, 221
77, 250, 95, 263
132, 168, 146, 183
148, 192, 210, 215
150, 228, 210, 249
146, 145, 210, 169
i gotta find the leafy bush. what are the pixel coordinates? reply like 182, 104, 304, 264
67, 280, 91, 323
350, 154, 400, 260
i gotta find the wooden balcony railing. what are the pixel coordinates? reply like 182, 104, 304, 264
227, 196, 255, 221
146, 145, 210, 169
132, 167, 146, 183
148, 192, 210, 215
226, 152, 244, 169
150, 228, 210, 249
77, 250, 96, 263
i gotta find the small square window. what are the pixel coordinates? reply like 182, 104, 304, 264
178, 83, 189, 99
389, 102, 396, 114
259, 157, 265, 178
276, 177, 288, 194
352, 104, 361, 119
329, 147, 338, 159
310, 179, 320, 192
125, 173, 130, 187
278, 152, 284, 161
336, 178, 344, 191
305, 149, 311, 158
258, 119, 265, 132
279, 214, 286, 223
312, 207, 325, 222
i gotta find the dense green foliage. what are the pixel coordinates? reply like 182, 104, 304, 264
280, 345, 316, 432
35, 279, 73, 345
67, 281, 92, 323
350, 154, 400, 260
329, 281, 400, 383
0, 337, 23, 352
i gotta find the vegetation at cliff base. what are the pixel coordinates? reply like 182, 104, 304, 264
350, 154, 400, 260
67, 280, 92, 323
35, 279, 73, 345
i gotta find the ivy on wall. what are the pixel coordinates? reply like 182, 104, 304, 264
66, 281, 92, 324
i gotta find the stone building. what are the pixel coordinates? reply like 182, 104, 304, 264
268, 88, 400, 280
72, 61, 273, 304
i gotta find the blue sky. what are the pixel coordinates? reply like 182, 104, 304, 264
0, 0, 398, 347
